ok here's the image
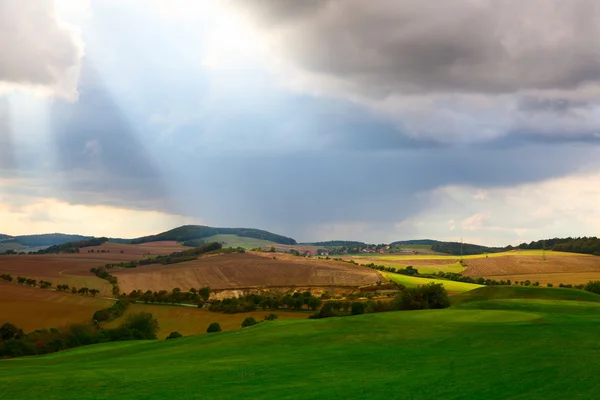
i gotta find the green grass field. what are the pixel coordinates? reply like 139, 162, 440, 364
382, 271, 483, 293
2, 286, 600, 399
201, 234, 277, 249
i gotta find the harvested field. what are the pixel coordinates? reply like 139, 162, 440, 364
0, 281, 113, 332
463, 254, 600, 285
105, 304, 308, 338
0, 242, 188, 295
113, 252, 383, 293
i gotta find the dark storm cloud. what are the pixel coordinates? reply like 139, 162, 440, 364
232, 0, 600, 143
235, 0, 600, 95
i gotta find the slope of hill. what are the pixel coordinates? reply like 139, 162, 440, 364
129, 225, 297, 245
113, 252, 382, 293
3, 292, 600, 399
13, 233, 94, 247
390, 239, 504, 255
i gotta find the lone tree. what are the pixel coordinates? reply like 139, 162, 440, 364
206, 322, 222, 333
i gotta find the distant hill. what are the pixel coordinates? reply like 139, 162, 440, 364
301, 240, 367, 247
12, 233, 93, 247
391, 239, 441, 246
391, 239, 503, 255
0, 234, 14, 241
129, 225, 297, 246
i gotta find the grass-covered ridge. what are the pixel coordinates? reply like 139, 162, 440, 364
2, 288, 600, 399
451, 285, 600, 306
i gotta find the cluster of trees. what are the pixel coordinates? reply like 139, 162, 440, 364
126, 287, 210, 306
514, 237, 600, 255
431, 242, 503, 256
209, 291, 323, 314
129, 225, 297, 245
36, 237, 108, 254
0, 274, 13, 282
0, 312, 159, 358
311, 283, 450, 319
359, 262, 419, 276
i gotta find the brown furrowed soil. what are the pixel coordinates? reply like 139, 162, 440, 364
463, 255, 600, 284
0, 281, 114, 332
113, 252, 383, 293
105, 304, 308, 338
0, 241, 188, 295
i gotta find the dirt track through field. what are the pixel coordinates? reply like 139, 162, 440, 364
113, 252, 383, 292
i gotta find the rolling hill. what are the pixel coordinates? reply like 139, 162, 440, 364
128, 225, 297, 246
3, 286, 600, 399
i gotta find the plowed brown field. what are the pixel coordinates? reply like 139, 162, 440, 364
0, 281, 113, 332
113, 252, 382, 293
463, 254, 600, 284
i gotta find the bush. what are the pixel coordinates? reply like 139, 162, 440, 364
350, 302, 366, 315
166, 332, 183, 340
584, 280, 600, 295
264, 314, 278, 321
120, 312, 159, 339
395, 282, 450, 310
241, 317, 258, 328
206, 322, 222, 333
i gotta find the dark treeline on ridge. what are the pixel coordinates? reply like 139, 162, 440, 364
516, 237, 600, 255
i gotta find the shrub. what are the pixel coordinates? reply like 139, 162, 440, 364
350, 302, 366, 315
241, 317, 258, 328
395, 282, 450, 310
207, 322, 222, 333
166, 332, 183, 340
584, 280, 600, 295
120, 312, 159, 339
264, 314, 278, 321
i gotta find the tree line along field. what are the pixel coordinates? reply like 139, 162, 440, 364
2, 286, 600, 399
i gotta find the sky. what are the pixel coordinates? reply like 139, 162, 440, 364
1, 0, 600, 246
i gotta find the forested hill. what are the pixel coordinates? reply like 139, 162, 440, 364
431, 241, 504, 256
302, 241, 367, 247
0, 233, 93, 247
391, 239, 504, 255
518, 237, 600, 256
129, 225, 297, 245
36, 237, 109, 254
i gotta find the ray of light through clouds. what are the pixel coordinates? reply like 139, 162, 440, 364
1, 0, 600, 244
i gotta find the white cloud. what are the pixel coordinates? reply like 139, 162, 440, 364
406, 171, 600, 245
0, 195, 203, 238
0, 0, 85, 100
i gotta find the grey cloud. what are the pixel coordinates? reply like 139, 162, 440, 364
234, 0, 600, 142
0, 0, 83, 97
236, 0, 600, 95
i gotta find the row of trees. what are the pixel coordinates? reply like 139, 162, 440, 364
208, 291, 323, 313
0, 312, 159, 358
126, 287, 211, 306
515, 237, 600, 255
0, 274, 100, 295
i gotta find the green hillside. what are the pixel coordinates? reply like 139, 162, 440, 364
3, 287, 600, 399
198, 234, 278, 249
129, 225, 297, 245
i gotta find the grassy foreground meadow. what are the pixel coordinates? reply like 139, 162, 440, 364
2, 286, 600, 399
